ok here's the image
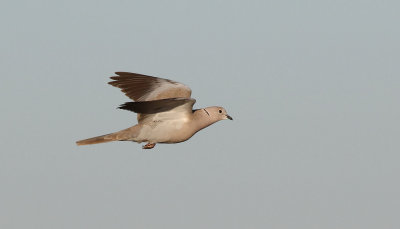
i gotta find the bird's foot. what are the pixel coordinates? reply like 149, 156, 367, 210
142, 143, 156, 149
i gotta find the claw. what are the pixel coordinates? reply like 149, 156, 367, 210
142, 143, 156, 149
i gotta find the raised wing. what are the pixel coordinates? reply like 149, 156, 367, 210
108, 72, 192, 101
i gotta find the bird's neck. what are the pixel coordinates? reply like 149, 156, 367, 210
191, 109, 219, 132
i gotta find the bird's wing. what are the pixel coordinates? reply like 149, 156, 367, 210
108, 72, 192, 101
119, 98, 196, 123
118, 98, 196, 114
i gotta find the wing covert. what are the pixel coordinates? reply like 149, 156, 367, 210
108, 72, 192, 101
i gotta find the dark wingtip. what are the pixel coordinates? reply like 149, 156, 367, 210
118, 102, 136, 112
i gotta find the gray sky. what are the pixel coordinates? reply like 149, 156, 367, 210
1, 0, 399, 228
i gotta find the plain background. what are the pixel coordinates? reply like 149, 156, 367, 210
1, 0, 399, 228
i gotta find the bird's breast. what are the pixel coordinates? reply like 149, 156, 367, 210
135, 118, 192, 143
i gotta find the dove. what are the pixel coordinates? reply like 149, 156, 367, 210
76, 72, 232, 149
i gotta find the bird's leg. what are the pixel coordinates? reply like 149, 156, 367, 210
142, 143, 156, 149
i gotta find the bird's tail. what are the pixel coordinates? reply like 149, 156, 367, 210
76, 125, 141, 146
76, 133, 118, 146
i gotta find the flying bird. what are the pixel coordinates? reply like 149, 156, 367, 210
76, 72, 232, 149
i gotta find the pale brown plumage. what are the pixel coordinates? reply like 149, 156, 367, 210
76, 72, 232, 149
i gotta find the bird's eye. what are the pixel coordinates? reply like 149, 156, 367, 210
219, 110, 222, 113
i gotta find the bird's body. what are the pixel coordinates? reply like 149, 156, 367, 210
76, 72, 232, 149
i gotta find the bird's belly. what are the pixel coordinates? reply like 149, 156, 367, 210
134, 120, 192, 143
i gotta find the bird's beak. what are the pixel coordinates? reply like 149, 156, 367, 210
226, 114, 233, 120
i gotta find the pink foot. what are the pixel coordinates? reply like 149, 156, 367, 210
142, 143, 156, 149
